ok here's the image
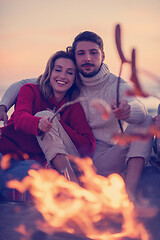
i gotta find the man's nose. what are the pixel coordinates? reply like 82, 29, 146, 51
84, 53, 91, 61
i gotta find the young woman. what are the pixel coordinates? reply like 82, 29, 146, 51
0, 51, 96, 187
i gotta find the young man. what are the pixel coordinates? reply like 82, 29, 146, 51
0, 31, 152, 201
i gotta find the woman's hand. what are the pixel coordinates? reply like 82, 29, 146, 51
38, 115, 52, 132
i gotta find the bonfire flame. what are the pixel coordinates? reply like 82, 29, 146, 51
113, 124, 160, 146
7, 156, 151, 240
0, 153, 12, 170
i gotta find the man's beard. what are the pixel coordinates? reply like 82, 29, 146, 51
79, 63, 102, 78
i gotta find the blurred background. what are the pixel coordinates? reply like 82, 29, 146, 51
0, 0, 160, 117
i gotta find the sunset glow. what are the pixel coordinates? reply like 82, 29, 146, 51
0, 0, 160, 111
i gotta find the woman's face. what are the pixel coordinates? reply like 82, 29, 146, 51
50, 58, 76, 101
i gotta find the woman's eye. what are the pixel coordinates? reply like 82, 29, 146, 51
67, 71, 73, 75
55, 69, 61, 72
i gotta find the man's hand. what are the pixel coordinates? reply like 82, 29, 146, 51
38, 115, 52, 132
111, 100, 131, 120
0, 105, 8, 126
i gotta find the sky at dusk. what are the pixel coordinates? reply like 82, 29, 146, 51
0, 0, 160, 110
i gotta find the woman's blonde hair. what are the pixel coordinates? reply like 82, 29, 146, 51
37, 51, 80, 101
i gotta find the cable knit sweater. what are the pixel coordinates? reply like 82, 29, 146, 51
78, 64, 147, 144
0, 64, 147, 145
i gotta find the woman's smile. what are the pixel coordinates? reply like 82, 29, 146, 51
50, 58, 76, 102
56, 80, 68, 85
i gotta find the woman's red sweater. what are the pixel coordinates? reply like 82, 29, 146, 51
0, 84, 96, 166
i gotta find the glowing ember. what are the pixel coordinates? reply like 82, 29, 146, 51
7, 156, 151, 240
15, 224, 29, 237
0, 154, 12, 170
113, 125, 160, 147
0, 153, 29, 170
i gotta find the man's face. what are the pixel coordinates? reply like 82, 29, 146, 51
75, 41, 105, 77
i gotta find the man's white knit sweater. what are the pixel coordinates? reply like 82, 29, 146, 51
0, 63, 147, 145
79, 63, 147, 145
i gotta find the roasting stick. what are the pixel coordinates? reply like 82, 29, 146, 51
40, 97, 86, 141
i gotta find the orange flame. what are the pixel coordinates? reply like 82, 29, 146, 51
7, 156, 152, 240
0, 153, 29, 170
15, 224, 31, 240
113, 129, 151, 146
0, 154, 12, 170
113, 125, 160, 146
15, 224, 28, 235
